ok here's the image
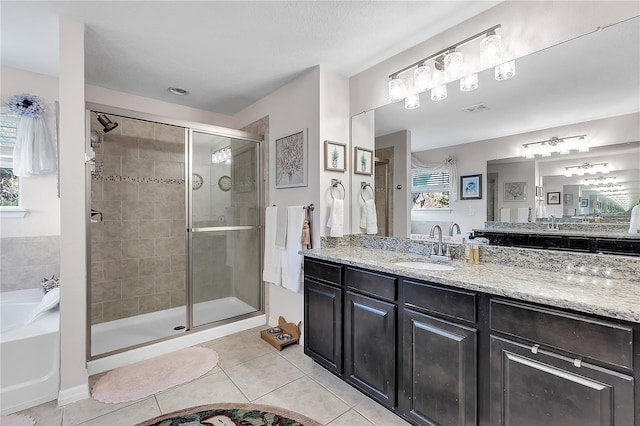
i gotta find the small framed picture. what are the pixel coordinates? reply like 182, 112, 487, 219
324, 140, 346, 172
535, 186, 543, 198
354, 146, 373, 175
546, 191, 561, 205
504, 182, 527, 202
460, 174, 482, 200
580, 199, 589, 207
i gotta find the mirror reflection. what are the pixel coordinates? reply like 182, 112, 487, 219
370, 16, 639, 237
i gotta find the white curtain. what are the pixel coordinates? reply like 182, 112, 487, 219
411, 155, 458, 201
10, 102, 57, 178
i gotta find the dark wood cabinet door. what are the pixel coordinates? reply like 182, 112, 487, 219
304, 278, 342, 374
490, 336, 634, 426
344, 290, 397, 408
401, 308, 477, 426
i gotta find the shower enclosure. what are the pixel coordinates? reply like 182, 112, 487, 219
88, 111, 263, 358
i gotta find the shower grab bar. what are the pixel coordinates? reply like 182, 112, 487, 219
190, 225, 257, 233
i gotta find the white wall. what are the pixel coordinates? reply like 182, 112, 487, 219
375, 130, 411, 237
411, 113, 640, 234
487, 161, 536, 222
0, 67, 60, 237
350, 1, 640, 115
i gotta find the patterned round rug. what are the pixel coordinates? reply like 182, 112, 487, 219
137, 403, 323, 426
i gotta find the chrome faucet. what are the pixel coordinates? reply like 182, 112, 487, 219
449, 223, 461, 237
549, 215, 557, 229
429, 224, 444, 257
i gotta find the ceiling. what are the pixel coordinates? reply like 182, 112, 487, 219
375, 15, 640, 152
0, 1, 500, 116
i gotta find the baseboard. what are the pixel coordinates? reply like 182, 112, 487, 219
57, 383, 90, 406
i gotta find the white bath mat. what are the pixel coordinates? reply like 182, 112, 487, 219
0, 414, 36, 426
91, 347, 218, 404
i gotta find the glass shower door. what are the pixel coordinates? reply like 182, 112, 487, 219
189, 131, 261, 328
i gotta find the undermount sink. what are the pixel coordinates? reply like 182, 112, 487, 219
393, 261, 457, 271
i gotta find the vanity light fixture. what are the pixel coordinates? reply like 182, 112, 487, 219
583, 176, 618, 184
521, 134, 589, 158
563, 162, 610, 177
387, 24, 511, 108
211, 146, 231, 164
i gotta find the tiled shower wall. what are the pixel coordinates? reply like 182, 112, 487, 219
0, 236, 60, 292
90, 116, 186, 324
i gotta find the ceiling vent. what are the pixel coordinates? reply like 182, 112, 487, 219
463, 103, 490, 113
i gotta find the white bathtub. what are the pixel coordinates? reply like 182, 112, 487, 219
0, 288, 60, 415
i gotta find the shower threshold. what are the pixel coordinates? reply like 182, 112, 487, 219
91, 297, 256, 356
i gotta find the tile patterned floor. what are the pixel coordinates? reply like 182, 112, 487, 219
15, 326, 411, 426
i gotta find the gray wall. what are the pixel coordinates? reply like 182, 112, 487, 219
0, 236, 60, 292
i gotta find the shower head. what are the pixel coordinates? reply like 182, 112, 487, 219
95, 113, 119, 133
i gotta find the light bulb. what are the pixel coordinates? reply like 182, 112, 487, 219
414, 65, 432, 93
388, 78, 406, 102
480, 33, 503, 67
460, 73, 478, 92
495, 60, 516, 80
444, 51, 463, 80
430, 85, 447, 101
405, 93, 420, 109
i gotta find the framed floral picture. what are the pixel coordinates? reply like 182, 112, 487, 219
354, 146, 373, 175
547, 191, 561, 205
460, 174, 482, 200
504, 181, 527, 202
324, 140, 346, 172
275, 129, 307, 188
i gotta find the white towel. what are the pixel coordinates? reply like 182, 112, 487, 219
516, 208, 529, 223
274, 206, 288, 249
327, 199, 344, 237
361, 199, 378, 234
629, 204, 640, 234
262, 206, 282, 286
282, 206, 305, 293
500, 207, 511, 222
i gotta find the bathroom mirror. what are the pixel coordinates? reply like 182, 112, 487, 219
367, 16, 639, 237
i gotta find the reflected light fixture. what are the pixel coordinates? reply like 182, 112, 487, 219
211, 146, 231, 164
480, 32, 503, 67
521, 134, 589, 158
444, 50, 464, 80
583, 176, 618, 184
414, 64, 432, 93
430, 85, 447, 101
460, 73, 479, 92
405, 93, 420, 109
563, 162, 610, 176
388, 78, 406, 102
495, 60, 516, 80
387, 24, 511, 108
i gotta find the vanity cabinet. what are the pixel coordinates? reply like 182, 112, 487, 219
303, 259, 343, 375
344, 267, 397, 408
489, 299, 635, 425
400, 280, 479, 426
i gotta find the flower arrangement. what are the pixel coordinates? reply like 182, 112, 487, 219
9, 94, 45, 118
41, 275, 59, 293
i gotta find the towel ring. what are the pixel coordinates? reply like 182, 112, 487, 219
330, 179, 345, 200
361, 182, 374, 203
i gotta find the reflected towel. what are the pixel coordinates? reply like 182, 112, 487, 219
630, 204, 640, 234
282, 206, 305, 293
500, 207, 511, 222
327, 199, 344, 237
516, 208, 529, 223
275, 207, 288, 249
361, 199, 378, 234
262, 206, 282, 286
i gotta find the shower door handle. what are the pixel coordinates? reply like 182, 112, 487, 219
190, 225, 256, 233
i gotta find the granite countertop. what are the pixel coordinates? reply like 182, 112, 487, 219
473, 228, 640, 239
302, 247, 640, 323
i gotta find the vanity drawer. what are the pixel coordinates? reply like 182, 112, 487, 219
490, 299, 633, 370
403, 279, 477, 323
345, 267, 396, 301
304, 258, 342, 286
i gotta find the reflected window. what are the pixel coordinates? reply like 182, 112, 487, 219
0, 115, 19, 207
411, 170, 450, 209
